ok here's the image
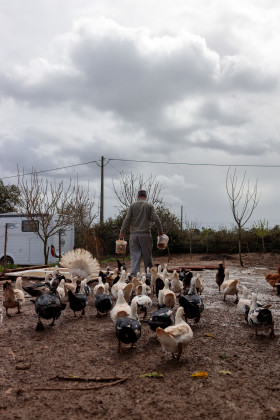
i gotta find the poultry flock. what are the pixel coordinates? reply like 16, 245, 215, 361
1, 250, 277, 359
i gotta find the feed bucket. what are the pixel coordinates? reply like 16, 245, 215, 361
115, 240, 127, 255
157, 234, 169, 250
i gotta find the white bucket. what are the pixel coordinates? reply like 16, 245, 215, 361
115, 240, 127, 255
157, 234, 169, 250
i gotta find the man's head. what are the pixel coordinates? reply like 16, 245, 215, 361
138, 190, 147, 200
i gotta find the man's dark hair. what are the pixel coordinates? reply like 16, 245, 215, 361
138, 190, 147, 198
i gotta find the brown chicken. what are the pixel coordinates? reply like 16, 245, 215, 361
265, 267, 280, 288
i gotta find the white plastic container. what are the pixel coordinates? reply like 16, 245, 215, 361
157, 234, 169, 250
115, 239, 127, 255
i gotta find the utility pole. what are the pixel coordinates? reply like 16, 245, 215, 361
181, 206, 183, 231
100, 156, 104, 224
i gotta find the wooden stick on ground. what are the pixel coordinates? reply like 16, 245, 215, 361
49, 375, 126, 382
19, 377, 128, 392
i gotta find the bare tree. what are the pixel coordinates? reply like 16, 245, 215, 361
254, 219, 269, 253
112, 172, 163, 211
17, 171, 96, 264
226, 168, 260, 266
184, 219, 200, 260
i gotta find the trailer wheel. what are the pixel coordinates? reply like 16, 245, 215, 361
0, 256, 14, 265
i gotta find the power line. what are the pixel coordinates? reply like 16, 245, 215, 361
1, 156, 280, 182
0, 160, 99, 181
107, 157, 280, 168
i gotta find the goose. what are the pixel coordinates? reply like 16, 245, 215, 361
156, 306, 193, 360
143, 290, 173, 332
34, 280, 66, 330
179, 278, 204, 324
115, 299, 141, 353
131, 283, 152, 319
110, 289, 131, 325
95, 283, 113, 317
221, 279, 239, 303
248, 293, 275, 338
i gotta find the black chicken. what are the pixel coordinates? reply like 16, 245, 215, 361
216, 263, 225, 292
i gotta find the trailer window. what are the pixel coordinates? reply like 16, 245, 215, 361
21, 220, 39, 232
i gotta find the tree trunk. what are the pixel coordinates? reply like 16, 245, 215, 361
44, 240, 49, 265
238, 227, 243, 267
262, 237, 266, 253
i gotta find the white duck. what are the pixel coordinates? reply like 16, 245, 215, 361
237, 286, 252, 321
57, 279, 65, 300
150, 266, 158, 294
111, 270, 128, 299
131, 283, 152, 319
195, 273, 204, 295
248, 293, 274, 338
110, 289, 131, 325
171, 271, 183, 295
93, 277, 105, 297
14, 277, 25, 309
163, 278, 176, 309
156, 306, 193, 360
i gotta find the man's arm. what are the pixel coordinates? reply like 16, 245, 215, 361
119, 205, 133, 238
151, 206, 163, 235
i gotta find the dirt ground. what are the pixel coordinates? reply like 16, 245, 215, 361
1, 252, 280, 420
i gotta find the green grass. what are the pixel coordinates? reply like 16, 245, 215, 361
0, 264, 19, 272
100, 256, 130, 263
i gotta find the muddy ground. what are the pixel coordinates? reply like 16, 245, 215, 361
1, 252, 280, 420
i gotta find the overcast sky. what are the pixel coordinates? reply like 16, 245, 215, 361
1, 0, 280, 229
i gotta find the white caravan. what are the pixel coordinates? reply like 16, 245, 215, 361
0, 213, 74, 266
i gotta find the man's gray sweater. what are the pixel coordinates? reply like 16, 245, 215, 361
120, 199, 163, 235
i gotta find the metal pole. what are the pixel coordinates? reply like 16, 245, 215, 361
181, 206, 183, 231
3, 223, 8, 272
100, 156, 104, 224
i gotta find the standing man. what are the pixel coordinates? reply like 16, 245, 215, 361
119, 190, 163, 277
